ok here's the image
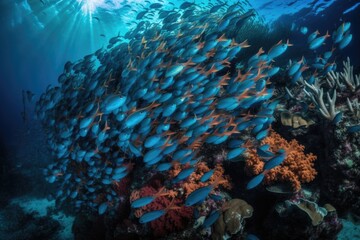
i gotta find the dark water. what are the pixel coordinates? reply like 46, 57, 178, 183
0, 0, 360, 239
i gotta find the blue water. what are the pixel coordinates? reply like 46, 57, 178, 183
0, 1, 360, 239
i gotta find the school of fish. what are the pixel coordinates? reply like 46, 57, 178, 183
35, 0, 353, 225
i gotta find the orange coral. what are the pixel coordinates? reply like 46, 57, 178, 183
169, 162, 232, 197
245, 131, 317, 191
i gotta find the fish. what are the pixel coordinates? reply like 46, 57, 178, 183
309, 31, 330, 50
263, 151, 286, 170
139, 199, 180, 223
255, 129, 268, 141
131, 187, 169, 208
343, 3, 360, 14
256, 145, 274, 158
347, 125, 360, 133
288, 57, 304, 76
92, 16, 100, 22
173, 167, 195, 183
246, 173, 265, 190
98, 202, 108, 215
36, 1, 284, 213
203, 210, 220, 228
180, 1, 195, 9
149, 3, 163, 8
200, 169, 215, 182
339, 33, 352, 49
307, 30, 320, 43
246, 234, 260, 240
332, 112, 343, 125
185, 177, 224, 206
267, 40, 292, 59
227, 147, 246, 161
300, 26, 308, 35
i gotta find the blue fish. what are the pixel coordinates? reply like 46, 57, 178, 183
209, 194, 223, 201
173, 167, 195, 183
216, 97, 239, 110
79, 117, 93, 129
185, 174, 225, 205
163, 104, 177, 117
267, 40, 292, 59
255, 129, 268, 141
300, 26, 308, 35
227, 147, 246, 160
339, 33, 352, 49
156, 162, 172, 171
185, 184, 213, 206
309, 31, 330, 50
307, 30, 320, 43
131, 196, 155, 208
98, 202, 108, 215
288, 58, 304, 76
139, 200, 180, 223
139, 209, 166, 223
246, 173, 265, 190
256, 145, 274, 159
143, 148, 163, 163
125, 111, 147, 128
347, 125, 360, 133
112, 171, 128, 180
203, 210, 220, 228
165, 64, 185, 78
266, 66, 280, 77
332, 112, 343, 125
180, 117, 198, 129
246, 234, 260, 240
337, 22, 351, 33
263, 151, 286, 170
47, 175, 56, 183
200, 169, 215, 182
144, 135, 163, 148
228, 139, 244, 149
103, 95, 126, 113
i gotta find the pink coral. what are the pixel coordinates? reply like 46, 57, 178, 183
130, 185, 193, 237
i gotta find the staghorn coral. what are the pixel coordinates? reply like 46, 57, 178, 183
245, 131, 317, 191
129, 185, 193, 237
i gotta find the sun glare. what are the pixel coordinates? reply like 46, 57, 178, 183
76, 0, 104, 15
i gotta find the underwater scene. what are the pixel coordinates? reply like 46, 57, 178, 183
1, 0, 360, 239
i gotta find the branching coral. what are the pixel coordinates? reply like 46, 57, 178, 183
168, 162, 232, 197
245, 131, 317, 191
327, 57, 360, 92
302, 57, 360, 121
303, 79, 340, 121
129, 185, 193, 237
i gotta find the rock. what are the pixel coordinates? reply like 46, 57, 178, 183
212, 199, 253, 240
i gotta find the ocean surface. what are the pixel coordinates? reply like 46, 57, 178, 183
0, 0, 360, 239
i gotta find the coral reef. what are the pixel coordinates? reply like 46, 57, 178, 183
169, 162, 232, 197
264, 197, 342, 240
130, 185, 193, 237
245, 131, 317, 191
